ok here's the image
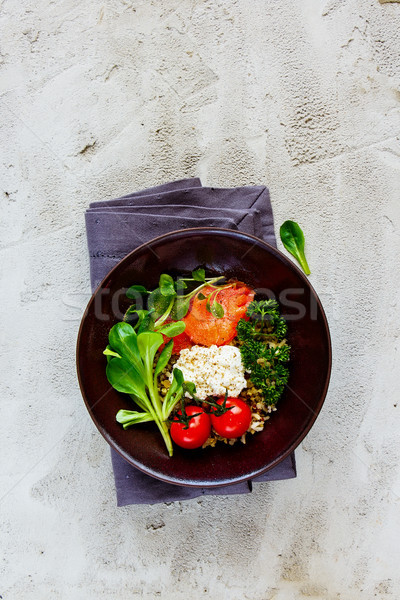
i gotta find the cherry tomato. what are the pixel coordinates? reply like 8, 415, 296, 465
170, 406, 211, 449
210, 397, 252, 439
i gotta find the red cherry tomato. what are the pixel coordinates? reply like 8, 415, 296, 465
170, 406, 211, 449
210, 397, 252, 439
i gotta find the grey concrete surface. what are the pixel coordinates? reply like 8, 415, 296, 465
1, 1, 400, 599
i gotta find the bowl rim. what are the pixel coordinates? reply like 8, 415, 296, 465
76, 227, 332, 487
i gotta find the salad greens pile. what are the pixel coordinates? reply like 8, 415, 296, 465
104, 268, 234, 456
237, 299, 290, 406
105, 323, 184, 456
124, 267, 227, 327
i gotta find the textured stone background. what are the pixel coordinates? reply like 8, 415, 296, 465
1, 1, 400, 598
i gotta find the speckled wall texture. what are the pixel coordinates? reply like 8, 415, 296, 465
1, 1, 400, 599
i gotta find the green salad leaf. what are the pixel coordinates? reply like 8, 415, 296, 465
192, 268, 206, 282
126, 284, 149, 298
279, 220, 311, 275
169, 296, 190, 320
157, 321, 186, 338
106, 356, 147, 397
154, 340, 173, 377
159, 273, 176, 297
147, 288, 172, 321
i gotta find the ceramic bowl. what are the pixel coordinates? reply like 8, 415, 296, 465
76, 228, 331, 487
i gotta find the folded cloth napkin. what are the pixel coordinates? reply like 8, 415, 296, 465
85, 178, 296, 506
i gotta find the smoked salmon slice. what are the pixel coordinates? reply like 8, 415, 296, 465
182, 282, 255, 347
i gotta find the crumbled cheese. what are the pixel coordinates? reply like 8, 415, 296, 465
171, 344, 247, 400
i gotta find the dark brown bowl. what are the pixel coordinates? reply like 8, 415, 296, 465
76, 228, 331, 487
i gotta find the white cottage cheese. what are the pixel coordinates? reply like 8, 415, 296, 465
171, 344, 247, 400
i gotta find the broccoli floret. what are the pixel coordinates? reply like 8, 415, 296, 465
237, 299, 290, 406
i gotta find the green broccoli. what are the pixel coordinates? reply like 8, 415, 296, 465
237, 300, 290, 406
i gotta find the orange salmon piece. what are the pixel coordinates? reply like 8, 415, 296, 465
183, 283, 255, 347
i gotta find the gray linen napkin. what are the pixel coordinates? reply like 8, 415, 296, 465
85, 179, 296, 506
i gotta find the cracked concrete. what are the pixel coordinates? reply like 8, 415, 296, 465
1, 0, 400, 599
